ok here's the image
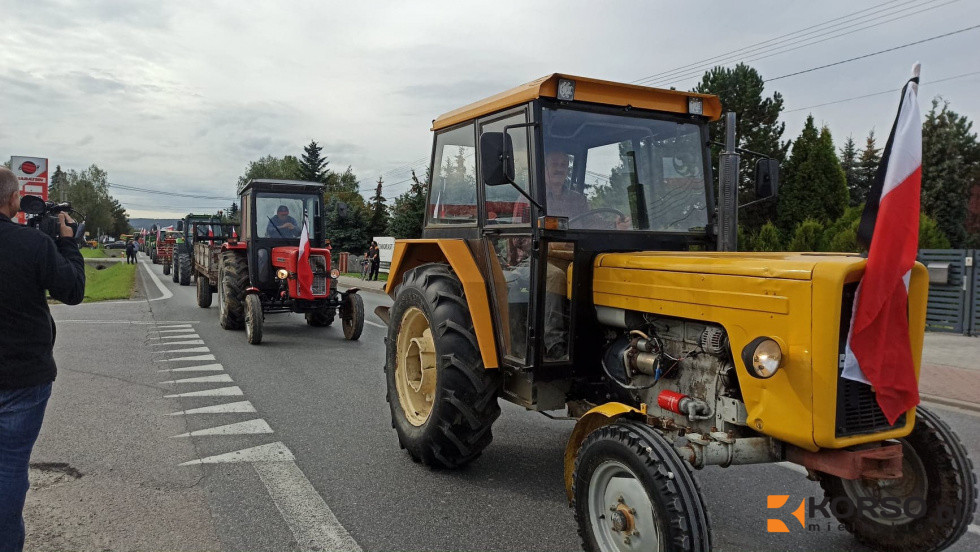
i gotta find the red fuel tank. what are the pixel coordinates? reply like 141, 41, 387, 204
271, 246, 332, 298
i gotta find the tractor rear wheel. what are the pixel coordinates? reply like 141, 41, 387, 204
179, 253, 192, 286
162, 259, 170, 275
342, 293, 364, 341
197, 276, 212, 308
171, 256, 179, 283
245, 293, 263, 345
384, 263, 501, 469
573, 420, 712, 552
818, 406, 977, 552
219, 251, 247, 330
305, 307, 335, 327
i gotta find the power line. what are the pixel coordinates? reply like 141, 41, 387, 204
768, 23, 980, 82
108, 182, 235, 201
783, 69, 980, 113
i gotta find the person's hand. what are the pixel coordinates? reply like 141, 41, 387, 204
616, 215, 632, 230
58, 212, 76, 238
282, 222, 295, 230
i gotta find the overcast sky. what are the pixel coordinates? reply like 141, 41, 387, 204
3, 0, 978, 219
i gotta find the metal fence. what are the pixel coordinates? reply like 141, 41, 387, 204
917, 249, 978, 335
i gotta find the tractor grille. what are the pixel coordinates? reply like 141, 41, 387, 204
310, 255, 327, 296
835, 282, 906, 437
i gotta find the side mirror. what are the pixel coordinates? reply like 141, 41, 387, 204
480, 132, 515, 186
20, 195, 46, 215
754, 159, 779, 199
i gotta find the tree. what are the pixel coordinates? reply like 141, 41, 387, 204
299, 140, 329, 183
366, 177, 389, 238
322, 166, 369, 253
226, 202, 240, 221
753, 221, 782, 251
853, 130, 881, 207
838, 136, 862, 206
919, 214, 951, 249
921, 99, 980, 248
61, 164, 130, 238
388, 169, 429, 239
788, 219, 824, 251
695, 63, 789, 233
50, 165, 68, 202
776, 116, 848, 233
237, 155, 302, 190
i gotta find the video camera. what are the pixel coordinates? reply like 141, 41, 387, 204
20, 194, 86, 245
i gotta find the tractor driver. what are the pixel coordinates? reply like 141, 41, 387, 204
266, 205, 300, 238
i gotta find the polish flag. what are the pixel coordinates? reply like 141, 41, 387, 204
842, 64, 922, 424
296, 216, 313, 299
207, 224, 214, 245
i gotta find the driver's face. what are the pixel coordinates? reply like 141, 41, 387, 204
545, 152, 570, 194
277, 210, 289, 220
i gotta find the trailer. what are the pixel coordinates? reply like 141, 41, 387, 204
192, 222, 237, 308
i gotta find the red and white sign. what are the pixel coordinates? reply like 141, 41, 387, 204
10, 156, 48, 224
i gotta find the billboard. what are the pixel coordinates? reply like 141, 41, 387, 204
10, 156, 48, 224
374, 236, 395, 271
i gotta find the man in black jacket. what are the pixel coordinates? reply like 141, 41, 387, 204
0, 167, 85, 552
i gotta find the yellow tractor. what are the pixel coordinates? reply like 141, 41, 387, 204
377, 74, 976, 551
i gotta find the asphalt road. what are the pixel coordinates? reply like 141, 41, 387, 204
36, 257, 980, 551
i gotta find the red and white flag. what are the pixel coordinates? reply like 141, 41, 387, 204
207, 224, 214, 245
296, 216, 314, 299
842, 63, 922, 424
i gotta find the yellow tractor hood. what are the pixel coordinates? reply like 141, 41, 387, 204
595, 251, 865, 281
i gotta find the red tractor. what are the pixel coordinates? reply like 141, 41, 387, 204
217, 179, 364, 344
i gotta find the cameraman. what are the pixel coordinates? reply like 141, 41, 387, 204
0, 167, 84, 552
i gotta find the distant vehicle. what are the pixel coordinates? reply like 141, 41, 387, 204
105, 240, 127, 250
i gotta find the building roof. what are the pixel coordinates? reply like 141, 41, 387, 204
431, 73, 722, 131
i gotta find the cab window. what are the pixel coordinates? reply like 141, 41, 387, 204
428, 124, 477, 225
480, 111, 531, 225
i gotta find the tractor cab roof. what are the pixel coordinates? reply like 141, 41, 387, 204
431, 73, 722, 131
238, 179, 325, 196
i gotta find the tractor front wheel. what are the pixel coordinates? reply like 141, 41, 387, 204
306, 307, 335, 327
196, 276, 212, 308
342, 293, 364, 341
573, 420, 712, 552
384, 263, 500, 469
818, 406, 977, 552
245, 293, 263, 345
219, 251, 247, 330
179, 253, 192, 286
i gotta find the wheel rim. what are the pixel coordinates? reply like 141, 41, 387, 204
588, 460, 663, 552
840, 440, 929, 525
395, 307, 436, 426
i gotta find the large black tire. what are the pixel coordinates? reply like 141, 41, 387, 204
342, 293, 364, 341
819, 406, 977, 551
305, 307, 335, 327
179, 253, 192, 286
162, 259, 170, 275
245, 293, 263, 344
150, 249, 156, 263
573, 421, 712, 552
384, 263, 501, 469
219, 251, 247, 330
171, 256, 179, 282
196, 276, 212, 308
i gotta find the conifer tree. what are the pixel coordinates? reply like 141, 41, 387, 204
299, 140, 329, 183
776, 116, 848, 233
853, 130, 881, 207
838, 136, 861, 206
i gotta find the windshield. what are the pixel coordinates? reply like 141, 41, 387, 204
542, 107, 708, 232
255, 193, 319, 239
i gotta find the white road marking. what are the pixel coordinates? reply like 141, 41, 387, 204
157, 325, 194, 329
157, 354, 217, 362
253, 461, 362, 552
181, 441, 294, 465
165, 386, 243, 398
169, 401, 256, 415
160, 374, 234, 385
158, 363, 224, 372
141, 261, 173, 301
151, 339, 206, 346
968, 524, 980, 536
364, 320, 385, 329
153, 346, 211, 354
776, 462, 809, 475
173, 419, 273, 438
149, 334, 201, 340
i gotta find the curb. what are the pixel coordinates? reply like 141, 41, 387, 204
337, 277, 387, 296
920, 393, 980, 414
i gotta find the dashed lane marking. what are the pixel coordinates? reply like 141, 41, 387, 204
157, 324, 194, 329
157, 354, 217, 362
168, 401, 257, 415
173, 419, 273, 438
151, 339, 206, 346
158, 363, 224, 372
150, 334, 201, 340
153, 346, 210, 354
160, 374, 234, 385
180, 442, 294, 465
165, 386, 243, 398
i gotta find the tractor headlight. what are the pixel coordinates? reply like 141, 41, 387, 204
276, 268, 289, 280
330, 268, 340, 279
742, 337, 782, 378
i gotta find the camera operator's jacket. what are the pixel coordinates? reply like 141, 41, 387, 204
0, 214, 85, 389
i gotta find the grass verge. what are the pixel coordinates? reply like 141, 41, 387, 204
80, 247, 107, 258
84, 262, 136, 302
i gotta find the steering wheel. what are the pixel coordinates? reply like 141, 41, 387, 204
672, 153, 698, 177
568, 207, 627, 225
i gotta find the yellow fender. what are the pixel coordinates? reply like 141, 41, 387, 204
564, 402, 645, 503
386, 239, 498, 369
